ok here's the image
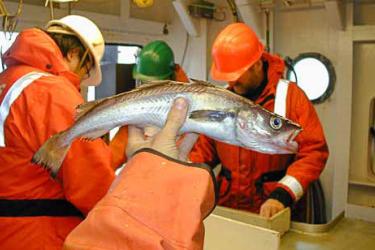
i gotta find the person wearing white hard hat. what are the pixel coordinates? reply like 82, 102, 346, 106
0, 15, 115, 250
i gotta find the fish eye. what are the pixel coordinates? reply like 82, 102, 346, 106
270, 116, 283, 130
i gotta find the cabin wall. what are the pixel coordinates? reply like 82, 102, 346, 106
347, 1, 375, 222
273, 5, 342, 221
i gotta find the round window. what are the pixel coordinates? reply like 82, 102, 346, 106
286, 52, 335, 104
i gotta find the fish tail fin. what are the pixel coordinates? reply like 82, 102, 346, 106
32, 131, 71, 178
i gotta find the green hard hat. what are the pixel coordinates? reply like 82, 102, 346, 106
133, 40, 175, 81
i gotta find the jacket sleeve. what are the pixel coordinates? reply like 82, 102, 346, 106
27, 78, 115, 215
63, 149, 217, 250
174, 64, 190, 82
271, 85, 329, 204
189, 134, 220, 168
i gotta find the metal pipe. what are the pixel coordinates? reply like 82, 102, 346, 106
49, 0, 54, 20
265, 9, 270, 52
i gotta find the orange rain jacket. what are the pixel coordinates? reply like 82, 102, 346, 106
110, 64, 189, 169
0, 28, 115, 250
64, 149, 217, 250
190, 52, 329, 213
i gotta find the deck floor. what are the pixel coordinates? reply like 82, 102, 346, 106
281, 218, 375, 250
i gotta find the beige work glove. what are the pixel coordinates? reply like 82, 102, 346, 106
259, 198, 285, 218
126, 98, 199, 162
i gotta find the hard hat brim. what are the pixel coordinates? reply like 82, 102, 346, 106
210, 60, 252, 82
132, 66, 173, 81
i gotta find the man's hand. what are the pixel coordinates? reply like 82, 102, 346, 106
126, 98, 198, 161
259, 198, 285, 218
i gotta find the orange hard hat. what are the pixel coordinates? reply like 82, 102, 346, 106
211, 23, 264, 82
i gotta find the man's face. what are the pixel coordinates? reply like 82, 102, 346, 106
65, 48, 93, 81
78, 57, 93, 81
229, 60, 264, 96
75, 51, 93, 81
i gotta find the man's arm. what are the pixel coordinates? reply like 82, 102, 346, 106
63, 98, 217, 250
261, 85, 329, 217
28, 79, 115, 215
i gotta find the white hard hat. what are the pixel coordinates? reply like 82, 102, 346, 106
46, 15, 105, 86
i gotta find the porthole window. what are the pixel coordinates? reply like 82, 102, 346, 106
286, 52, 335, 104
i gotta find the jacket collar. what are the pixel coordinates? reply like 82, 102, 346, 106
227, 52, 285, 105
255, 52, 285, 104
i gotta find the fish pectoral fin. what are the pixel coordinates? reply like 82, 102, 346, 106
81, 129, 109, 140
189, 110, 236, 122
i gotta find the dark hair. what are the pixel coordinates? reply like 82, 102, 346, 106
47, 32, 90, 64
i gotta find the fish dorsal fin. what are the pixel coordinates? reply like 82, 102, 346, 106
189, 109, 237, 122
189, 78, 216, 87
74, 99, 104, 121
136, 80, 214, 91
135, 80, 171, 90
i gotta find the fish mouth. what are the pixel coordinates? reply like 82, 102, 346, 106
273, 140, 298, 154
276, 129, 301, 154
287, 129, 301, 143
287, 140, 299, 153
282, 129, 301, 154
257, 140, 299, 154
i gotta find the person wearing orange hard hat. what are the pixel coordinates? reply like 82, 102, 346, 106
190, 23, 329, 221
64, 98, 217, 250
109, 40, 189, 169
0, 15, 116, 250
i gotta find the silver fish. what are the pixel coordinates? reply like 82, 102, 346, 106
32, 80, 302, 176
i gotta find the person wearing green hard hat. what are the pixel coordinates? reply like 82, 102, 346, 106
133, 40, 189, 86
110, 40, 189, 170
133, 40, 175, 81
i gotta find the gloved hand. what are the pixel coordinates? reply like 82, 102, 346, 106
126, 98, 198, 161
259, 198, 285, 218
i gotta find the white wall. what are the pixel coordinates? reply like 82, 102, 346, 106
272, 3, 375, 222
273, 6, 341, 221
166, 12, 208, 81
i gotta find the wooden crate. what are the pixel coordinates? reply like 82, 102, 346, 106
204, 206, 291, 250
212, 206, 291, 235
